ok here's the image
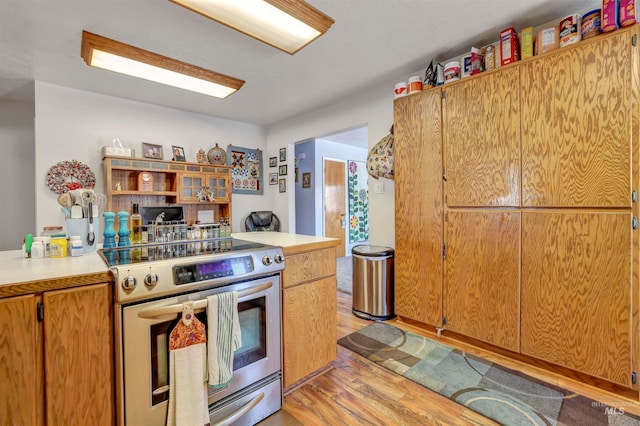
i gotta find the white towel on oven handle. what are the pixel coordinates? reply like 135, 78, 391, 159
207, 291, 242, 388
166, 343, 209, 426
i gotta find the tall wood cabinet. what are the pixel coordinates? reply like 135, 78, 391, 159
0, 283, 114, 425
103, 156, 232, 226
394, 25, 639, 388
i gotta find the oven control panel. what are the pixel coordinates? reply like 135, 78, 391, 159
173, 255, 254, 285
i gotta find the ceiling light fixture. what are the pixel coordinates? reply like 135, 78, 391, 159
170, 0, 335, 55
80, 30, 244, 99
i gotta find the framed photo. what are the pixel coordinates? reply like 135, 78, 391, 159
172, 145, 186, 162
269, 157, 277, 167
279, 178, 286, 193
279, 164, 287, 176
269, 172, 278, 185
142, 142, 163, 160
302, 172, 312, 188
279, 147, 286, 162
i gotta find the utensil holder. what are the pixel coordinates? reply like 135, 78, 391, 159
65, 218, 100, 253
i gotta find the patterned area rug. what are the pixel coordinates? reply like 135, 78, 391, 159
336, 256, 352, 294
338, 323, 640, 426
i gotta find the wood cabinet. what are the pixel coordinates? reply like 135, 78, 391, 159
444, 211, 520, 352
104, 156, 232, 225
281, 246, 337, 389
394, 25, 639, 389
394, 88, 443, 327
444, 66, 521, 207
0, 283, 114, 425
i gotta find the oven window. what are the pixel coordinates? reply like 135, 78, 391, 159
150, 320, 172, 406
235, 297, 267, 369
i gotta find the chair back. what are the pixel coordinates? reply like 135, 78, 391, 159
244, 211, 280, 232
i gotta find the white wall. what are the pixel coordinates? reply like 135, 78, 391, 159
34, 82, 268, 235
0, 98, 35, 250
267, 80, 396, 247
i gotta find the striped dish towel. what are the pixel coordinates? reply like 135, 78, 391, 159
207, 291, 242, 388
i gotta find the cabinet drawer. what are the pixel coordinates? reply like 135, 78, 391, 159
283, 247, 336, 288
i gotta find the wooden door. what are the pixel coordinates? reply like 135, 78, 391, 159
394, 89, 444, 327
44, 284, 114, 425
444, 66, 520, 207
0, 295, 38, 426
444, 211, 520, 351
324, 159, 346, 257
521, 30, 632, 207
521, 211, 632, 386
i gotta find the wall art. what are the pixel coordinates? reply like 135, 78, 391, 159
227, 145, 263, 195
348, 160, 369, 243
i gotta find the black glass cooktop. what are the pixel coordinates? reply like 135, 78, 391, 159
99, 238, 269, 267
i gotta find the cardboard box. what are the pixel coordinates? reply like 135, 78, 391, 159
521, 26, 534, 59
500, 27, 519, 66
535, 27, 560, 55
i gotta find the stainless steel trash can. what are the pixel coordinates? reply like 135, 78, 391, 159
352, 245, 395, 320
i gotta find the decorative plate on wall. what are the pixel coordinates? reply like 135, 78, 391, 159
207, 143, 227, 165
46, 159, 96, 194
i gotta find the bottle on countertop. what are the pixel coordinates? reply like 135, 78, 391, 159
130, 203, 142, 245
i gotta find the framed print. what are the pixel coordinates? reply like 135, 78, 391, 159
172, 145, 186, 162
302, 172, 312, 188
279, 147, 286, 162
279, 178, 286, 193
227, 145, 264, 195
269, 157, 277, 167
269, 172, 277, 185
279, 164, 287, 176
142, 142, 162, 160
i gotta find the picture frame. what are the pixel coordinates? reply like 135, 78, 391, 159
279, 164, 287, 176
269, 157, 277, 167
279, 178, 286, 193
302, 172, 312, 188
269, 173, 278, 185
279, 147, 287, 162
172, 145, 186, 162
142, 142, 163, 160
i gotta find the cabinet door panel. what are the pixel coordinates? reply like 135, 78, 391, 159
394, 90, 443, 326
282, 277, 336, 387
445, 67, 520, 207
44, 284, 114, 426
444, 211, 520, 351
521, 31, 631, 207
521, 212, 631, 385
0, 295, 38, 426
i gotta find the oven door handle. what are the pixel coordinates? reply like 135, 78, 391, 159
137, 281, 273, 319
212, 392, 265, 426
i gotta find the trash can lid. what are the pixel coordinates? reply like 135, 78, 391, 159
352, 245, 394, 257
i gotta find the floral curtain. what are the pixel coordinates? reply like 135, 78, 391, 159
348, 160, 369, 243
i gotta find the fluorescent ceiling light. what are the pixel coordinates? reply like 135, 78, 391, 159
170, 0, 335, 54
80, 31, 244, 99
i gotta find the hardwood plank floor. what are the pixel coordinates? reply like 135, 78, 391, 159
273, 290, 640, 425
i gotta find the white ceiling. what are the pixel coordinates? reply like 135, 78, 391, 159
1, 0, 598, 127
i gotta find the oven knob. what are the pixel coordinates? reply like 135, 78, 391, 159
262, 256, 273, 266
274, 254, 285, 264
122, 275, 137, 290
144, 272, 159, 287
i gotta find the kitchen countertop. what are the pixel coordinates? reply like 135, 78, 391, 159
0, 233, 337, 298
232, 232, 339, 254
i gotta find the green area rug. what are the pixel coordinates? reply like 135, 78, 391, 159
338, 322, 640, 426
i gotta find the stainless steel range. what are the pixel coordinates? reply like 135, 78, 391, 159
101, 237, 285, 426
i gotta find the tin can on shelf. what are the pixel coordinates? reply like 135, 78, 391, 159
581, 9, 602, 40
408, 76, 422, 94
394, 82, 408, 98
444, 61, 460, 83
559, 14, 581, 47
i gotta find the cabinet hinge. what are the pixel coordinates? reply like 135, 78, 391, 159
442, 243, 446, 259
442, 316, 447, 325
633, 34, 638, 46
37, 301, 44, 322
441, 91, 446, 99
442, 166, 447, 182
633, 371, 637, 384
633, 217, 638, 230
633, 190, 637, 203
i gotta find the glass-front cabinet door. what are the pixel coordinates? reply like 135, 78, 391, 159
178, 173, 203, 203
206, 172, 230, 202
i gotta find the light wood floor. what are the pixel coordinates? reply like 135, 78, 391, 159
273, 291, 640, 425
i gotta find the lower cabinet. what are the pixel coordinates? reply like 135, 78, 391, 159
282, 246, 337, 389
521, 211, 632, 386
444, 211, 520, 352
0, 283, 114, 425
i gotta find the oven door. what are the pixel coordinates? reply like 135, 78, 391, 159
117, 274, 281, 426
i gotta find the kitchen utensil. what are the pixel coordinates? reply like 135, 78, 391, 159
70, 200, 83, 219
87, 200, 95, 246
80, 190, 97, 218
